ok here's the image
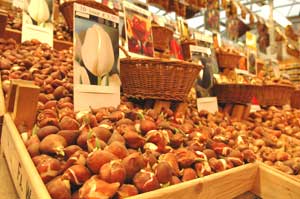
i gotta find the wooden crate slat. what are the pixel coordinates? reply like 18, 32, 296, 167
252, 163, 300, 199
1, 113, 51, 199
128, 163, 257, 199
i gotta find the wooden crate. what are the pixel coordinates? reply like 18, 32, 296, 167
1, 113, 258, 199
252, 163, 300, 199
0, 76, 6, 135
1, 113, 51, 199
2, 28, 72, 51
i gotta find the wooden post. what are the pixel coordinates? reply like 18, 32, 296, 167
153, 100, 171, 115
11, 82, 40, 130
223, 103, 233, 115
0, 9, 7, 36
231, 104, 245, 121
242, 104, 251, 120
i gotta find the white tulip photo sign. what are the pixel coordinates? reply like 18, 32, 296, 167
123, 1, 154, 57
73, 3, 120, 111
21, 0, 53, 46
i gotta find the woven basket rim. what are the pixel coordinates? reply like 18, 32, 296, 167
214, 83, 261, 87
59, 0, 117, 15
120, 57, 203, 69
216, 51, 244, 57
262, 84, 295, 89
181, 39, 197, 45
152, 24, 174, 34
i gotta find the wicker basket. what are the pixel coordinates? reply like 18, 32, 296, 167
256, 84, 295, 106
120, 57, 202, 101
291, 89, 300, 109
178, 1, 186, 17
59, 0, 116, 30
152, 25, 173, 52
216, 51, 243, 69
169, 0, 179, 13
148, 0, 169, 10
181, 40, 197, 61
213, 84, 260, 104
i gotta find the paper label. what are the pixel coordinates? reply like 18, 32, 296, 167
74, 3, 119, 23
190, 45, 211, 55
21, 24, 53, 46
73, 3, 120, 111
74, 85, 120, 112
197, 97, 218, 113
250, 104, 261, 112
194, 32, 213, 43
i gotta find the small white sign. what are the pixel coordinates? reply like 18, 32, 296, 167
190, 45, 211, 55
74, 3, 119, 23
197, 97, 218, 113
74, 85, 120, 112
194, 31, 213, 43
250, 104, 261, 112
21, 24, 53, 47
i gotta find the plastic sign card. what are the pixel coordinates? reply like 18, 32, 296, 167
123, 1, 154, 57
21, 0, 53, 46
194, 31, 213, 44
197, 97, 218, 113
73, 3, 120, 111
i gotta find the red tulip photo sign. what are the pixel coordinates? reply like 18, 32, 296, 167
123, 1, 154, 57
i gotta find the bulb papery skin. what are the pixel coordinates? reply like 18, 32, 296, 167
81, 24, 114, 78
74, 60, 90, 85
28, 0, 50, 24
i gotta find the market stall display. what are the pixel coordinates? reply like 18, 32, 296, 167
1, 0, 300, 199
1, 5, 72, 42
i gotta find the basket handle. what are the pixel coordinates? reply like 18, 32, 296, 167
119, 45, 131, 59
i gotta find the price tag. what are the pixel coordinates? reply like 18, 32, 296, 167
197, 97, 218, 113
190, 45, 211, 55
74, 3, 119, 23
194, 31, 213, 43
250, 104, 261, 112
